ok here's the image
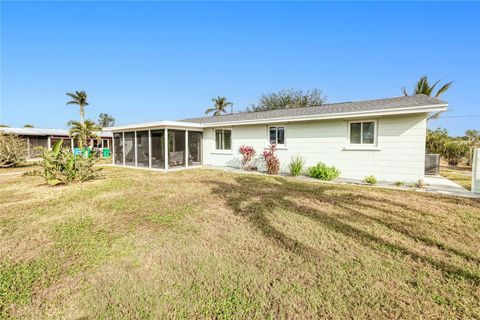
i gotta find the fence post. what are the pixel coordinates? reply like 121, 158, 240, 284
473, 148, 480, 194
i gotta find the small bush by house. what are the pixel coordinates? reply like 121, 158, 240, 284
307, 162, 340, 181
239, 145, 256, 171
364, 175, 377, 184
289, 155, 305, 177
0, 133, 28, 168
262, 144, 280, 175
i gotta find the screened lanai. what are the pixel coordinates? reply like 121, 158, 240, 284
109, 122, 203, 170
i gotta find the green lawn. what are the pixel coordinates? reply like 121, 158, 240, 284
1, 167, 480, 318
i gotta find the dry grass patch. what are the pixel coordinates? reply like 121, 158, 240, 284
440, 165, 472, 190
0, 162, 39, 174
1, 167, 479, 318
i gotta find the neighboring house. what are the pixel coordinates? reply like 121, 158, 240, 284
0, 127, 112, 158
105, 94, 447, 182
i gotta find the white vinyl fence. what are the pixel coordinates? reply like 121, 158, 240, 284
473, 148, 480, 194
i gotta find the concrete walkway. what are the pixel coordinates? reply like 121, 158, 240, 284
424, 176, 479, 199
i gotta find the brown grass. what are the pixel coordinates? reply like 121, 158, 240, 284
440, 165, 472, 190
0, 162, 39, 174
1, 167, 479, 318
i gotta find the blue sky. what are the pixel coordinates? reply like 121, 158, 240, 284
1, 1, 479, 136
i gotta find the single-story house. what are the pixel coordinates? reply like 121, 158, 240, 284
0, 127, 113, 158
104, 94, 447, 182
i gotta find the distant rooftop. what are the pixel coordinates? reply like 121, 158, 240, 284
180, 94, 447, 125
0, 127, 112, 137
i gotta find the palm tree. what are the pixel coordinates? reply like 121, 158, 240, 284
402, 76, 453, 98
402, 76, 453, 119
66, 91, 89, 124
68, 119, 100, 149
464, 129, 480, 166
205, 97, 233, 116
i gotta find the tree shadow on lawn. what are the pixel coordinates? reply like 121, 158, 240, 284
204, 175, 480, 285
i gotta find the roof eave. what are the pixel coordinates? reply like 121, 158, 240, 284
103, 103, 447, 131
104, 120, 204, 132
200, 104, 448, 127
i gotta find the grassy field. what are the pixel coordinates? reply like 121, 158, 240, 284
0, 162, 39, 174
440, 165, 472, 190
1, 167, 479, 318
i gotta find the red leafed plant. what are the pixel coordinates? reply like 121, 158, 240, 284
262, 144, 280, 175
239, 145, 256, 170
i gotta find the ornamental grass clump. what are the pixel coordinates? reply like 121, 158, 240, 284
364, 175, 377, 185
26, 140, 100, 185
238, 145, 256, 171
307, 162, 340, 181
289, 155, 305, 177
262, 144, 280, 175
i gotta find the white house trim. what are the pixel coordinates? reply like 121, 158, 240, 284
105, 120, 203, 132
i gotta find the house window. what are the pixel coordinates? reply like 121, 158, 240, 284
269, 126, 285, 146
349, 121, 376, 145
92, 139, 101, 148
102, 139, 109, 149
215, 129, 232, 150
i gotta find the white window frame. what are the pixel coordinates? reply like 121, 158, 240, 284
268, 125, 287, 148
347, 120, 377, 147
214, 128, 232, 151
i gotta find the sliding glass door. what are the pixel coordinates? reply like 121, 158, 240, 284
113, 133, 123, 164
124, 132, 135, 166
188, 131, 202, 165
168, 130, 185, 168
136, 131, 149, 167
151, 130, 165, 169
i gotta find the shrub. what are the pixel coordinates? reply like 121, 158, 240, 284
426, 128, 449, 154
464, 129, 480, 166
364, 175, 377, 184
27, 140, 100, 185
238, 145, 256, 171
289, 155, 305, 177
394, 181, 405, 187
0, 133, 28, 168
442, 140, 469, 166
262, 144, 280, 175
307, 162, 340, 181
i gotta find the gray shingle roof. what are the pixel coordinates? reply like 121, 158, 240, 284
180, 94, 447, 124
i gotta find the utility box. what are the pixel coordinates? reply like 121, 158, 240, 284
102, 148, 111, 158
425, 154, 440, 175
